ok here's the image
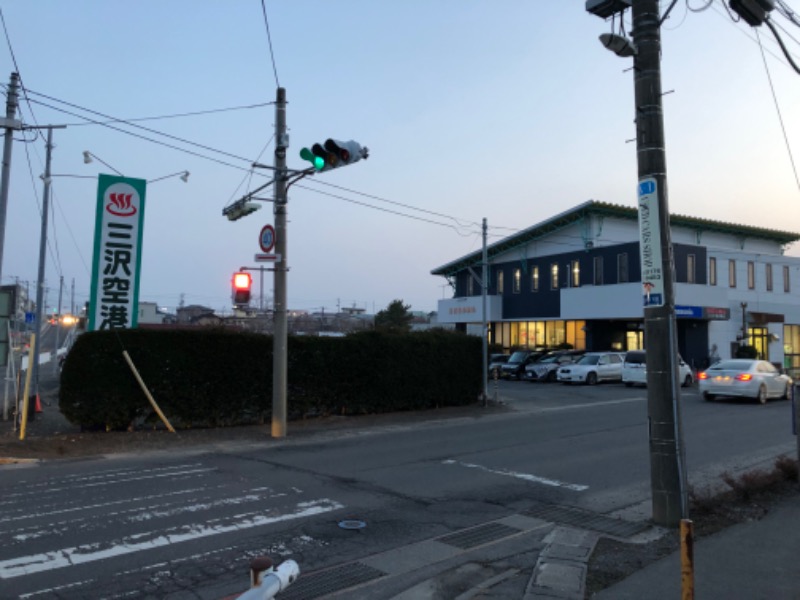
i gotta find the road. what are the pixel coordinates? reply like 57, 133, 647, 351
0, 380, 795, 599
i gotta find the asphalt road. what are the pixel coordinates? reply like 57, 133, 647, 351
0, 379, 795, 599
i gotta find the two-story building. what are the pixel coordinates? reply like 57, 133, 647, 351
431, 201, 800, 373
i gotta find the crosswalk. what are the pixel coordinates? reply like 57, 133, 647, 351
0, 461, 342, 599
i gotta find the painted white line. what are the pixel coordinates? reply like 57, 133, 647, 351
443, 459, 588, 492
0, 498, 343, 579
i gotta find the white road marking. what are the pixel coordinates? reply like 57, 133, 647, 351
0, 498, 343, 579
443, 459, 588, 491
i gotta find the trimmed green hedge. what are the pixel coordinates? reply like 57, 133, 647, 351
59, 328, 482, 430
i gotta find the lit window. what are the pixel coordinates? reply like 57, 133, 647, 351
513, 268, 521, 294
531, 266, 539, 292
571, 260, 580, 287
497, 270, 504, 295
687, 254, 695, 284
551, 263, 559, 290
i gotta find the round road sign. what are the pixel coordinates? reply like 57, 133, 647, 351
259, 224, 276, 253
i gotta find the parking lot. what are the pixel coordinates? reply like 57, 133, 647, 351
487, 375, 703, 413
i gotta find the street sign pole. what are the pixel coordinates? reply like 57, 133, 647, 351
272, 88, 288, 438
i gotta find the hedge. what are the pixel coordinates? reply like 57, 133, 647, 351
59, 328, 482, 430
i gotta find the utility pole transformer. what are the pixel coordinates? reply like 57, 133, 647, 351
632, 0, 688, 527
272, 88, 288, 438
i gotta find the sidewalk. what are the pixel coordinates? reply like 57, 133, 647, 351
592, 493, 800, 599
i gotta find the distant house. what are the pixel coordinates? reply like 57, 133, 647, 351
177, 304, 216, 324
138, 302, 167, 325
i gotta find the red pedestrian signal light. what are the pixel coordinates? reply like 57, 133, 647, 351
232, 272, 252, 306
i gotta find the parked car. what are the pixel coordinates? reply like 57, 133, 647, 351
500, 350, 546, 380
525, 350, 585, 383
698, 359, 792, 404
622, 350, 694, 388
488, 353, 510, 378
557, 351, 624, 385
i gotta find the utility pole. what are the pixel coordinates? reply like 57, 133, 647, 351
481, 218, 488, 404
633, 0, 688, 527
272, 87, 288, 438
31, 127, 55, 402
0, 72, 21, 287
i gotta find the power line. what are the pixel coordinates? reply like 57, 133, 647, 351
261, 0, 281, 88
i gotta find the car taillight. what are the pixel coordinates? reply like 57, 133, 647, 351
697, 372, 708, 380
735, 373, 753, 382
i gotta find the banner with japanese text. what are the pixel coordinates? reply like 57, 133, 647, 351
88, 174, 147, 330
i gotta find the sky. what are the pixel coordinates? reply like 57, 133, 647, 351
0, 0, 799, 316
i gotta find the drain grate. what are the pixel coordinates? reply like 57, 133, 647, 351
280, 562, 386, 600
437, 522, 522, 550
524, 505, 648, 538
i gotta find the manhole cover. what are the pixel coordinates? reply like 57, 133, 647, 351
338, 519, 367, 530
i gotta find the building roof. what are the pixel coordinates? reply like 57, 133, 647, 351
431, 200, 800, 277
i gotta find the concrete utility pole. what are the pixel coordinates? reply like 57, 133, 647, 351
31, 127, 55, 401
633, 0, 688, 527
272, 87, 288, 438
0, 72, 20, 287
481, 218, 488, 404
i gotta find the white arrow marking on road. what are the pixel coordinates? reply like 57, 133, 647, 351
0, 498, 343, 579
443, 459, 589, 491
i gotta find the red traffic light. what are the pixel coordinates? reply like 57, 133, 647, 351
232, 272, 252, 306
233, 272, 251, 290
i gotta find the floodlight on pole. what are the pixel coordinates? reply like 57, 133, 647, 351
148, 170, 190, 184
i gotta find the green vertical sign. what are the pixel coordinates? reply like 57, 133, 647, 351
88, 174, 147, 331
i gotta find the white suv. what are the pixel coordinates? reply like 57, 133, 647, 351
622, 350, 694, 388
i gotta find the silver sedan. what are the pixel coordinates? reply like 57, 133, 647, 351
698, 359, 792, 404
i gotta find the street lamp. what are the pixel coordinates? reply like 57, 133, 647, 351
82, 150, 123, 176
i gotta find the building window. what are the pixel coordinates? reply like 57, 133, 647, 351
571, 260, 580, 287
785, 265, 791, 293
513, 268, 521, 294
748, 261, 755, 290
550, 263, 559, 290
617, 253, 629, 283
531, 266, 539, 292
593, 256, 603, 285
467, 274, 474, 296
766, 264, 773, 292
729, 259, 736, 288
709, 257, 717, 286
687, 254, 696, 284
497, 270, 504, 295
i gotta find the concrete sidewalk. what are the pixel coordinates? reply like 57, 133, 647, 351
593, 494, 800, 600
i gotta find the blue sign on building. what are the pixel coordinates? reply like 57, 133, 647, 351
25, 312, 34, 324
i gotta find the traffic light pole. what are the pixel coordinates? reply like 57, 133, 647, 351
272, 87, 288, 438
633, 0, 688, 527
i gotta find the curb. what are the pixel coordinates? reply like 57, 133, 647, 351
524, 526, 599, 599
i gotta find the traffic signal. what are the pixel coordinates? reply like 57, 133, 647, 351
300, 139, 368, 172
232, 272, 252, 306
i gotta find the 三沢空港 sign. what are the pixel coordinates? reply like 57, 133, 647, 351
88, 174, 147, 330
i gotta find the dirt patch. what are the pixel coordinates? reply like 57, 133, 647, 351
585, 462, 800, 597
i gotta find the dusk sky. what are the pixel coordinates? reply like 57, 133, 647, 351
1, 1, 799, 316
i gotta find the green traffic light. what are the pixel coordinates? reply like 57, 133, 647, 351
300, 147, 325, 171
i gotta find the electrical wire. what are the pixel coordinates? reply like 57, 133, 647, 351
686, 0, 714, 13
42, 102, 275, 128
755, 27, 800, 192
261, 0, 281, 88
294, 183, 479, 236
24, 89, 258, 164
765, 17, 800, 74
